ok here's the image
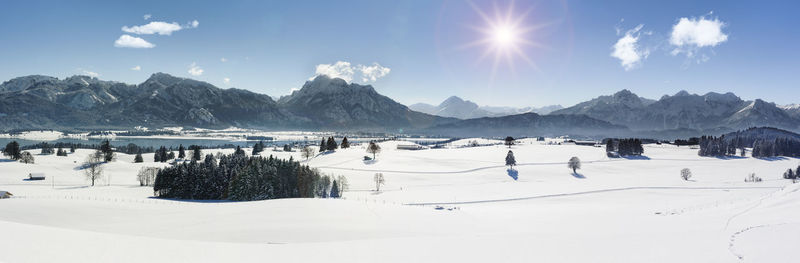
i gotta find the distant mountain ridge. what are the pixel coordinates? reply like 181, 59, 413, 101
409, 96, 563, 119
551, 90, 800, 132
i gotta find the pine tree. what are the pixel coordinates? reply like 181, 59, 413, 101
505, 150, 516, 169
327, 137, 338, 151
340, 137, 350, 149
193, 146, 203, 160
320, 138, 327, 152
134, 152, 144, 163
330, 179, 340, 198
178, 144, 186, 159
99, 140, 114, 162
69, 145, 76, 153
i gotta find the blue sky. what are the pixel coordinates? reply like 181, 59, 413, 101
0, 0, 797, 108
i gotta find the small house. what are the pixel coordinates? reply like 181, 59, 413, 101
0, 191, 12, 199
396, 144, 425, 150
29, 173, 46, 180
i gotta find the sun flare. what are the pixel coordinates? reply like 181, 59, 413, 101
464, 1, 547, 78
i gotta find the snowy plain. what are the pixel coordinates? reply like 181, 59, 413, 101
1, 139, 799, 262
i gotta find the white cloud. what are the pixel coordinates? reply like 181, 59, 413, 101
220, 57, 227, 62
611, 24, 650, 71
311, 61, 392, 83
121, 20, 198, 35
358, 63, 391, 82
313, 61, 355, 82
669, 14, 728, 57
131, 65, 141, 71
114, 34, 155, 48
188, 62, 203, 76
223, 77, 230, 85
82, 70, 99, 78
143, 14, 151, 20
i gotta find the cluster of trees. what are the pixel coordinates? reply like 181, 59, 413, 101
674, 138, 700, 146
319, 137, 339, 152
697, 134, 800, 158
605, 138, 644, 156
752, 138, 800, 158
99, 140, 115, 162
153, 146, 176, 162
783, 165, 800, 182
3, 141, 33, 163
56, 147, 68, 156
153, 153, 348, 201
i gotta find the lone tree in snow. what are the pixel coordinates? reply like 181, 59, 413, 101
681, 168, 692, 181
374, 173, 385, 192
83, 150, 104, 186
3, 141, 21, 160
19, 151, 34, 164
134, 152, 144, 163
505, 150, 516, 169
301, 146, 316, 160
568, 156, 581, 174
340, 137, 350, 149
504, 136, 515, 148
367, 141, 381, 160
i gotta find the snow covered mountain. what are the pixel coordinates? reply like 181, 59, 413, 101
425, 112, 628, 137
409, 96, 563, 119
553, 90, 800, 132
277, 75, 456, 130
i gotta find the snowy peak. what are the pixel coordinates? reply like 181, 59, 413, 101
409, 96, 563, 119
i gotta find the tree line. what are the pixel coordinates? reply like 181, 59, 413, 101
604, 138, 644, 156
698, 134, 800, 158
153, 153, 347, 201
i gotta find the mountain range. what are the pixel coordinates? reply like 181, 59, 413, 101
409, 96, 562, 119
0, 73, 798, 138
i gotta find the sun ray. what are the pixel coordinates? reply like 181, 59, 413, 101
464, 0, 548, 74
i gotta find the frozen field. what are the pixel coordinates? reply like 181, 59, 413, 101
1, 139, 799, 262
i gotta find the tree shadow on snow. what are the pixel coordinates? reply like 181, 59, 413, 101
571, 172, 585, 179
363, 159, 377, 165
622, 155, 651, 160
148, 197, 238, 203
757, 156, 790, 162
0, 159, 16, 163
712, 155, 747, 160
507, 169, 518, 181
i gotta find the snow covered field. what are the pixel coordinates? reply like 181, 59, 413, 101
1, 139, 799, 262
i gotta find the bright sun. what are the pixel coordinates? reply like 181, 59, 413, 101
462, 1, 547, 77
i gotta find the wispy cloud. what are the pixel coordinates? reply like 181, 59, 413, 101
611, 24, 650, 71
311, 61, 392, 83
188, 62, 203, 76
143, 14, 151, 20
131, 65, 141, 71
114, 34, 155, 48
122, 20, 199, 35
82, 70, 99, 78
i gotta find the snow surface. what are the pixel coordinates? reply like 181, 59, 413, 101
1, 142, 799, 262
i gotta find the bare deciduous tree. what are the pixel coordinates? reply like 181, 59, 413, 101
681, 168, 692, 181
374, 173, 385, 192
336, 175, 349, 196
84, 150, 104, 186
302, 146, 316, 160
367, 141, 381, 160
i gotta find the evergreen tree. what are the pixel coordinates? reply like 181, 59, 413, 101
320, 138, 327, 152
340, 137, 350, 149
504, 136, 515, 148
327, 137, 338, 151
178, 144, 186, 159
234, 146, 245, 156
193, 146, 203, 160
330, 179, 340, 198
69, 145, 76, 153
99, 140, 114, 162
134, 152, 144, 163
505, 150, 516, 169
3, 141, 21, 160
167, 151, 176, 160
